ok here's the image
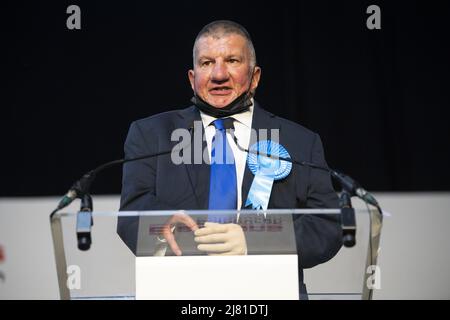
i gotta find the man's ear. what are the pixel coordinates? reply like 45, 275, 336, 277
188, 69, 195, 91
251, 66, 262, 92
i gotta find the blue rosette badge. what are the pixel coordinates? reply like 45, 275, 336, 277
245, 140, 292, 210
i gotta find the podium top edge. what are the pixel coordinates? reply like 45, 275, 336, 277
53, 208, 380, 218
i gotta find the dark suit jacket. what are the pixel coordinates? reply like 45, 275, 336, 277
118, 101, 342, 295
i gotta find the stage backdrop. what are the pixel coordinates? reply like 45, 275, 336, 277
4, 0, 450, 196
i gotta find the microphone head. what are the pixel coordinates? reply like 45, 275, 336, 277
56, 190, 78, 210
343, 234, 356, 247
77, 233, 91, 251
356, 188, 379, 207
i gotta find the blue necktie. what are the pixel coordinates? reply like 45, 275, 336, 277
208, 118, 237, 223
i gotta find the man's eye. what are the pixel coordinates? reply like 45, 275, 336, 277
201, 61, 212, 66
229, 59, 239, 64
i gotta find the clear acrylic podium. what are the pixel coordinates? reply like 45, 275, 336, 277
50, 209, 382, 300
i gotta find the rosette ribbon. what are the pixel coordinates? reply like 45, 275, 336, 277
245, 140, 292, 211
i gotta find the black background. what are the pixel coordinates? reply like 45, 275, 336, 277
4, 0, 450, 196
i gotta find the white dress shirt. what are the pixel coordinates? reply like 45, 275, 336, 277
200, 102, 254, 209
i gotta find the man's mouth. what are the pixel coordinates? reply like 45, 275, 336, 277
209, 86, 233, 96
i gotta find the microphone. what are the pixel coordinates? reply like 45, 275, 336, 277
76, 194, 93, 251
50, 123, 196, 250
228, 131, 379, 208
339, 190, 357, 247
328, 170, 379, 207
227, 130, 380, 248
51, 125, 195, 218
53, 171, 96, 214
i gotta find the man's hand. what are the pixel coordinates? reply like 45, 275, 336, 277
194, 222, 247, 256
161, 212, 199, 256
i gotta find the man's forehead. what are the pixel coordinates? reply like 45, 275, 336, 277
195, 34, 248, 56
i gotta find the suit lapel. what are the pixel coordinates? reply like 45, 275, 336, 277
176, 106, 210, 209
241, 162, 253, 209
241, 102, 280, 208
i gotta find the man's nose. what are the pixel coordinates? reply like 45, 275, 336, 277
211, 61, 229, 82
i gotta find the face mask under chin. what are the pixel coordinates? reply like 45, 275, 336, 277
191, 91, 253, 118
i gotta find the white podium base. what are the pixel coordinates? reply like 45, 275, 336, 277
136, 255, 299, 300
